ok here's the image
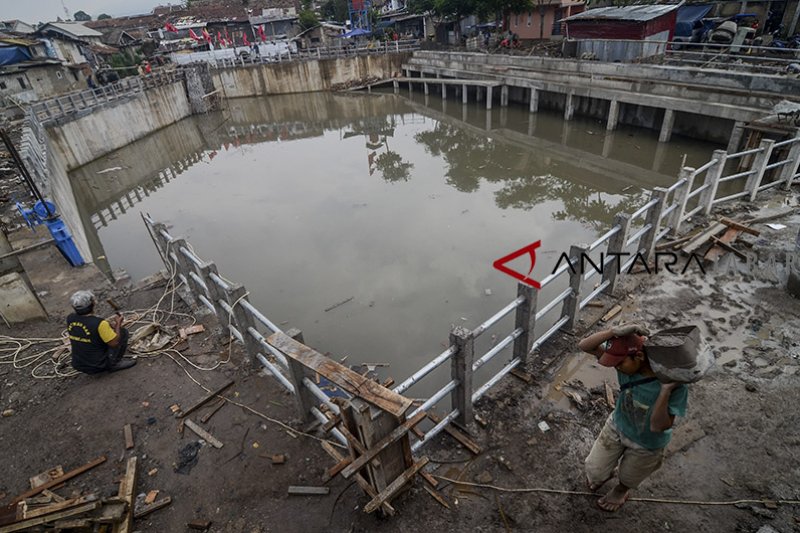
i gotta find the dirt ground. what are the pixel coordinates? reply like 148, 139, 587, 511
1, 179, 799, 533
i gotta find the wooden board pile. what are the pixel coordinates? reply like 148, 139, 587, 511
0, 456, 170, 532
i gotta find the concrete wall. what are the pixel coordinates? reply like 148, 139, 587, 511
46, 80, 192, 170
212, 53, 411, 97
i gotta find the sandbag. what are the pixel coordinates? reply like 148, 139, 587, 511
644, 326, 713, 383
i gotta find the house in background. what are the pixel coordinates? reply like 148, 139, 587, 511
36, 22, 105, 67
0, 20, 36, 35
562, 4, 680, 62
0, 35, 78, 109
507, 0, 586, 40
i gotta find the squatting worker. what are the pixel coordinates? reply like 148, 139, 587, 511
578, 323, 688, 512
67, 290, 135, 374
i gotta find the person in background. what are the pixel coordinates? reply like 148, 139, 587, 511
578, 323, 688, 512
67, 290, 135, 374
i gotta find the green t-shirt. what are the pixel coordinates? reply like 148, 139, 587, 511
613, 372, 688, 450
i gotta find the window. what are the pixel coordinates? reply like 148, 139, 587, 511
515, 14, 520, 26
17, 77, 26, 89
528, 11, 532, 26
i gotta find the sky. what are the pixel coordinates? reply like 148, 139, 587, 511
1, 0, 172, 25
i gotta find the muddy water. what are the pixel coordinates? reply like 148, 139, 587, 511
69, 92, 721, 397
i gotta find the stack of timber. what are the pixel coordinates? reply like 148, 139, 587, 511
665, 216, 764, 262
0, 456, 170, 532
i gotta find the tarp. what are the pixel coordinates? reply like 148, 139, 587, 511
340, 28, 371, 38
675, 5, 712, 38
0, 44, 32, 66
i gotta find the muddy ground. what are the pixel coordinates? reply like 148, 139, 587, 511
1, 181, 798, 533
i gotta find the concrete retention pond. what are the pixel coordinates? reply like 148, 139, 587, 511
68, 91, 720, 395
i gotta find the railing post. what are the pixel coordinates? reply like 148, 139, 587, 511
641, 187, 668, 260
222, 283, 260, 367
449, 326, 474, 426
699, 149, 727, 215
781, 134, 800, 189
670, 166, 696, 236
603, 213, 631, 295
196, 261, 234, 328
563, 244, 588, 330
745, 139, 775, 201
283, 331, 317, 423
512, 283, 537, 367
148, 222, 170, 267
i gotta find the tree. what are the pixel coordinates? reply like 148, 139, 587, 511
97, 13, 111, 20
73, 10, 92, 21
298, 9, 319, 30
375, 151, 414, 183
321, 0, 349, 22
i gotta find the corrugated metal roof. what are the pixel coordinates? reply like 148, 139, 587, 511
42, 22, 103, 38
563, 4, 681, 23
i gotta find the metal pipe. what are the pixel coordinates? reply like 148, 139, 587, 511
666, 178, 687, 193
311, 407, 347, 446
625, 223, 652, 247
726, 147, 763, 160
472, 328, 521, 372
773, 138, 799, 149
693, 159, 716, 175
535, 287, 572, 320
531, 315, 570, 351
472, 296, 524, 338
240, 300, 283, 334
660, 203, 677, 220
179, 246, 203, 268
713, 190, 750, 204
686, 183, 708, 199
718, 169, 756, 183
764, 159, 793, 170
248, 327, 289, 368
472, 357, 521, 403
197, 294, 216, 315
188, 271, 208, 291
538, 259, 573, 289
302, 376, 343, 413
408, 380, 457, 419
256, 354, 295, 393
209, 271, 231, 291
655, 227, 671, 243
587, 225, 621, 252
619, 251, 643, 273
393, 346, 456, 395
629, 198, 659, 220
683, 204, 704, 220
580, 280, 610, 309
411, 409, 459, 453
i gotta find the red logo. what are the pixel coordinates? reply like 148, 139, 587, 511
493, 241, 541, 289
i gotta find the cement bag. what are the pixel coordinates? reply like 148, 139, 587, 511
644, 326, 713, 383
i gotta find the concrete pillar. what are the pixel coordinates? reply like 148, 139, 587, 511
423, 82, 429, 95
462, 104, 468, 122
485, 109, 492, 130
652, 140, 667, 172
393, 80, 399, 94
501, 85, 509, 107
561, 120, 571, 145
607, 99, 620, 131
659, 109, 675, 143
486, 86, 493, 110
564, 92, 575, 120
477, 87, 483, 102
442, 82, 446, 99
727, 121, 746, 153
462, 84, 468, 104
528, 113, 537, 136
529, 87, 538, 113
603, 131, 615, 158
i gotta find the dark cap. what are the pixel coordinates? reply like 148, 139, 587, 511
598, 334, 645, 367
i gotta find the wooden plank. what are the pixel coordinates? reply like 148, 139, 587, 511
22, 495, 97, 520
720, 217, 760, 236
133, 497, 171, 519
267, 332, 412, 417
29, 466, 64, 489
323, 458, 352, 482
287, 486, 330, 496
419, 470, 438, 488
319, 441, 395, 516
510, 368, 532, 383
11, 456, 107, 504
123, 424, 134, 450
144, 491, 158, 505
340, 411, 427, 479
711, 236, 748, 260
199, 399, 225, 424
114, 456, 137, 533
423, 485, 450, 509
427, 412, 482, 455
704, 227, 742, 263
363, 457, 430, 514
682, 222, 727, 254
184, 420, 224, 449
0, 502, 100, 533
177, 380, 234, 419
41, 490, 65, 503
187, 519, 212, 530
601, 305, 622, 323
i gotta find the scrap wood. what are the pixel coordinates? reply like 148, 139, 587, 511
22, 495, 98, 520
704, 227, 742, 263
184, 420, 224, 449
113, 456, 137, 533
510, 368, 532, 383
364, 457, 430, 514
682, 222, 727, 254
41, 490, 65, 503
340, 411, 427, 479
123, 424, 134, 450
710, 236, 748, 260
29, 466, 64, 490
427, 412, 481, 455
420, 470, 439, 488
601, 305, 622, 323
745, 209, 794, 224
187, 519, 212, 531
323, 457, 352, 482
0, 501, 101, 533
11, 456, 107, 504
584, 301, 605, 308
720, 217, 760, 236
423, 485, 450, 509
177, 379, 234, 419
319, 441, 395, 516
199, 399, 225, 424
287, 486, 330, 495
271, 454, 286, 465
144, 491, 158, 505
133, 497, 171, 519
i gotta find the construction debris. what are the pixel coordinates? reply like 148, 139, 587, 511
177, 379, 234, 419
188, 519, 212, 530
124, 424, 135, 450
601, 305, 622, 322
179, 324, 206, 339
184, 419, 224, 449
287, 486, 330, 495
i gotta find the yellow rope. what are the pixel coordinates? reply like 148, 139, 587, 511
434, 476, 800, 506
